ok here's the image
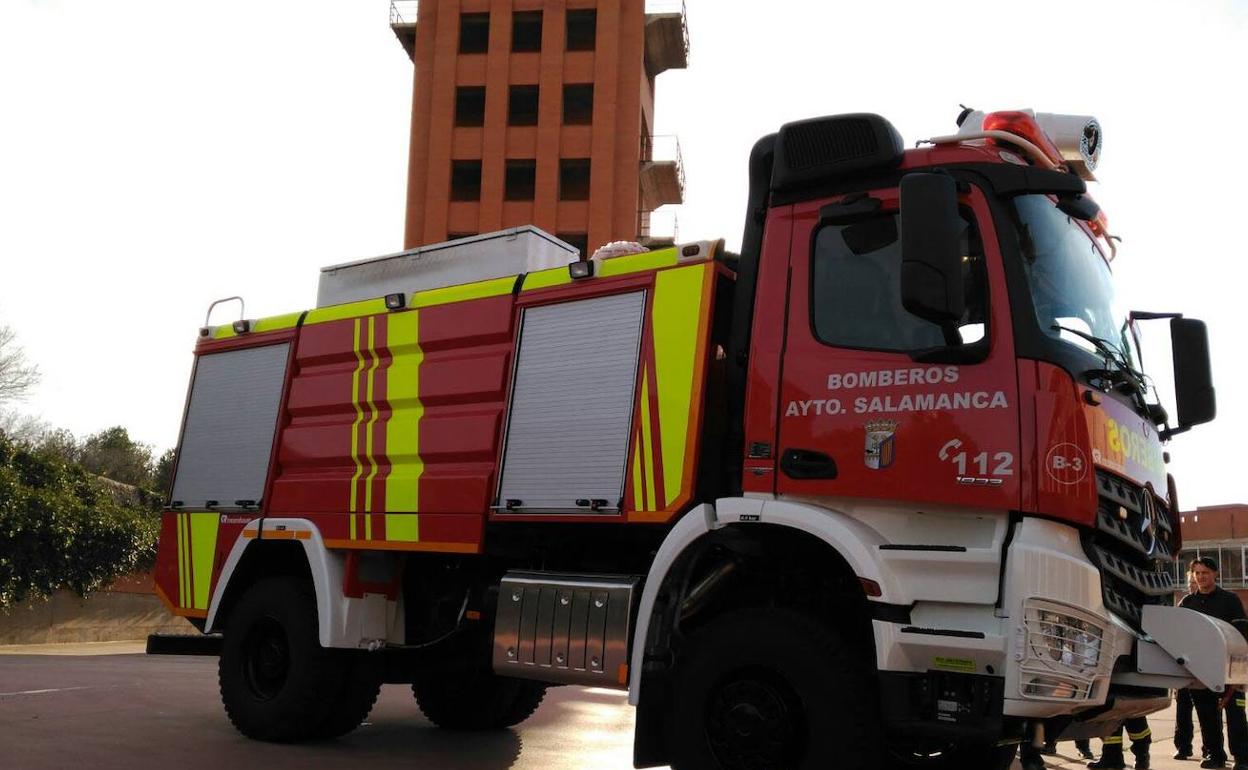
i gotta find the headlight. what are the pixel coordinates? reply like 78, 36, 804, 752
1020, 600, 1109, 701
1028, 607, 1103, 673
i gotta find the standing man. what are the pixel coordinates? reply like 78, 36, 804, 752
1177, 568, 1205, 761
1181, 556, 1248, 770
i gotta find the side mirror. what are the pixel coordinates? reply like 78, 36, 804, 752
899, 173, 965, 324
1056, 194, 1101, 222
1171, 318, 1216, 429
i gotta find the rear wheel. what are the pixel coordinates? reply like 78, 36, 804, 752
313, 651, 382, 739
218, 577, 345, 742
413, 667, 547, 730
670, 608, 882, 770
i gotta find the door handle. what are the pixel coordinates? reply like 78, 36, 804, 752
780, 448, 838, 480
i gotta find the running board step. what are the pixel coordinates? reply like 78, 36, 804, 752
146, 633, 223, 656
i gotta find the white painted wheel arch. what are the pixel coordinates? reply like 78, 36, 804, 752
205, 518, 345, 648
627, 497, 899, 704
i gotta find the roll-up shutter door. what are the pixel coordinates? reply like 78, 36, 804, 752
170, 343, 289, 509
497, 291, 645, 513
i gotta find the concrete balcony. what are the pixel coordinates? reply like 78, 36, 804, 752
644, 0, 689, 77
640, 135, 685, 211
638, 208, 679, 249
390, 0, 419, 61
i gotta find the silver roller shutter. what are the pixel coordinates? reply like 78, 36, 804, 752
497, 291, 645, 513
170, 343, 289, 509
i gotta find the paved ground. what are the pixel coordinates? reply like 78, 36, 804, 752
0, 643, 1202, 770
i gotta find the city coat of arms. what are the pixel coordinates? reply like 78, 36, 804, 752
864, 420, 898, 470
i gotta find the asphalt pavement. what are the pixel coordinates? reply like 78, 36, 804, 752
0, 643, 1200, 770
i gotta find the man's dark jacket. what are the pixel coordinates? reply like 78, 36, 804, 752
1180, 586, 1248, 625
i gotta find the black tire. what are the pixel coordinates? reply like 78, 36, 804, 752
670, 608, 882, 770
943, 743, 1017, 770
218, 577, 345, 742
413, 668, 547, 730
313, 651, 383, 739
888, 741, 1017, 770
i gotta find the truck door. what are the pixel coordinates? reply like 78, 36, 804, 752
773, 186, 1021, 512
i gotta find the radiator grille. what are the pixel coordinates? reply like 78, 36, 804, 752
1086, 470, 1176, 629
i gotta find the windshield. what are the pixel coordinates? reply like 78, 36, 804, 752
1013, 195, 1140, 373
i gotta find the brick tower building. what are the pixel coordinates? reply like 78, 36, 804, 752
390, 0, 688, 257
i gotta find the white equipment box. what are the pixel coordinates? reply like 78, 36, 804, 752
317, 227, 578, 308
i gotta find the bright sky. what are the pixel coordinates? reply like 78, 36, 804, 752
1, 0, 1245, 508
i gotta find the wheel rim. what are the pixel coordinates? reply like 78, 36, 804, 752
704, 667, 805, 769
241, 616, 289, 701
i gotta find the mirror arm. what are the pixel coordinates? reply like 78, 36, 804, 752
1130, 310, 1183, 321
1160, 425, 1192, 442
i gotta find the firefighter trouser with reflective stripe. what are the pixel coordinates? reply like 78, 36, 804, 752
1192, 688, 1248, 763
1100, 717, 1151, 764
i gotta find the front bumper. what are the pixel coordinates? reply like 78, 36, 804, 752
1000, 518, 1248, 718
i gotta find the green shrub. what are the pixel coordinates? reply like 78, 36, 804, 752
0, 436, 159, 608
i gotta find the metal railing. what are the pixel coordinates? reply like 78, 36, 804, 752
639, 209, 679, 243
641, 134, 686, 194
390, 0, 418, 26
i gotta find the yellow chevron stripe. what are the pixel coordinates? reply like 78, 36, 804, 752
385, 513, 418, 541
363, 317, 381, 512
304, 298, 389, 326
412, 276, 515, 308
183, 513, 194, 608
521, 266, 573, 292
189, 513, 220, 611
596, 248, 679, 278
348, 318, 367, 513
632, 434, 644, 511
175, 513, 186, 607
652, 264, 708, 507
211, 311, 303, 339
640, 368, 657, 511
384, 310, 423, 513
364, 513, 373, 540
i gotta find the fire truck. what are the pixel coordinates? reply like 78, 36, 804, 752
150, 109, 1246, 770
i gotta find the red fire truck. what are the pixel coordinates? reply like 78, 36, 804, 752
150, 109, 1246, 769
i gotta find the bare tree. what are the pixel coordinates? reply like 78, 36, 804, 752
0, 409, 50, 445
0, 325, 39, 404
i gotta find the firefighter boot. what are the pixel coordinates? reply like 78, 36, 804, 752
1089, 749, 1127, 770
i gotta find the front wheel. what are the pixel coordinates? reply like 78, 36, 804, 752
670, 608, 882, 770
888, 741, 1017, 770
218, 577, 345, 742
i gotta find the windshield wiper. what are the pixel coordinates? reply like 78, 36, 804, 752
1050, 324, 1149, 398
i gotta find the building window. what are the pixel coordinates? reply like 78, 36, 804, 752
559, 159, 591, 201
557, 232, 589, 257
563, 84, 594, 125
454, 86, 486, 127
505, 160, 537, 201
459, 13, 490, 54
450, 160, 482, 201
565, 9, 596, 51
508, 85, 540, 126
512, 11, 543, 52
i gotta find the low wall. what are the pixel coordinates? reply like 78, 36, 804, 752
0, 574, 193, 645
